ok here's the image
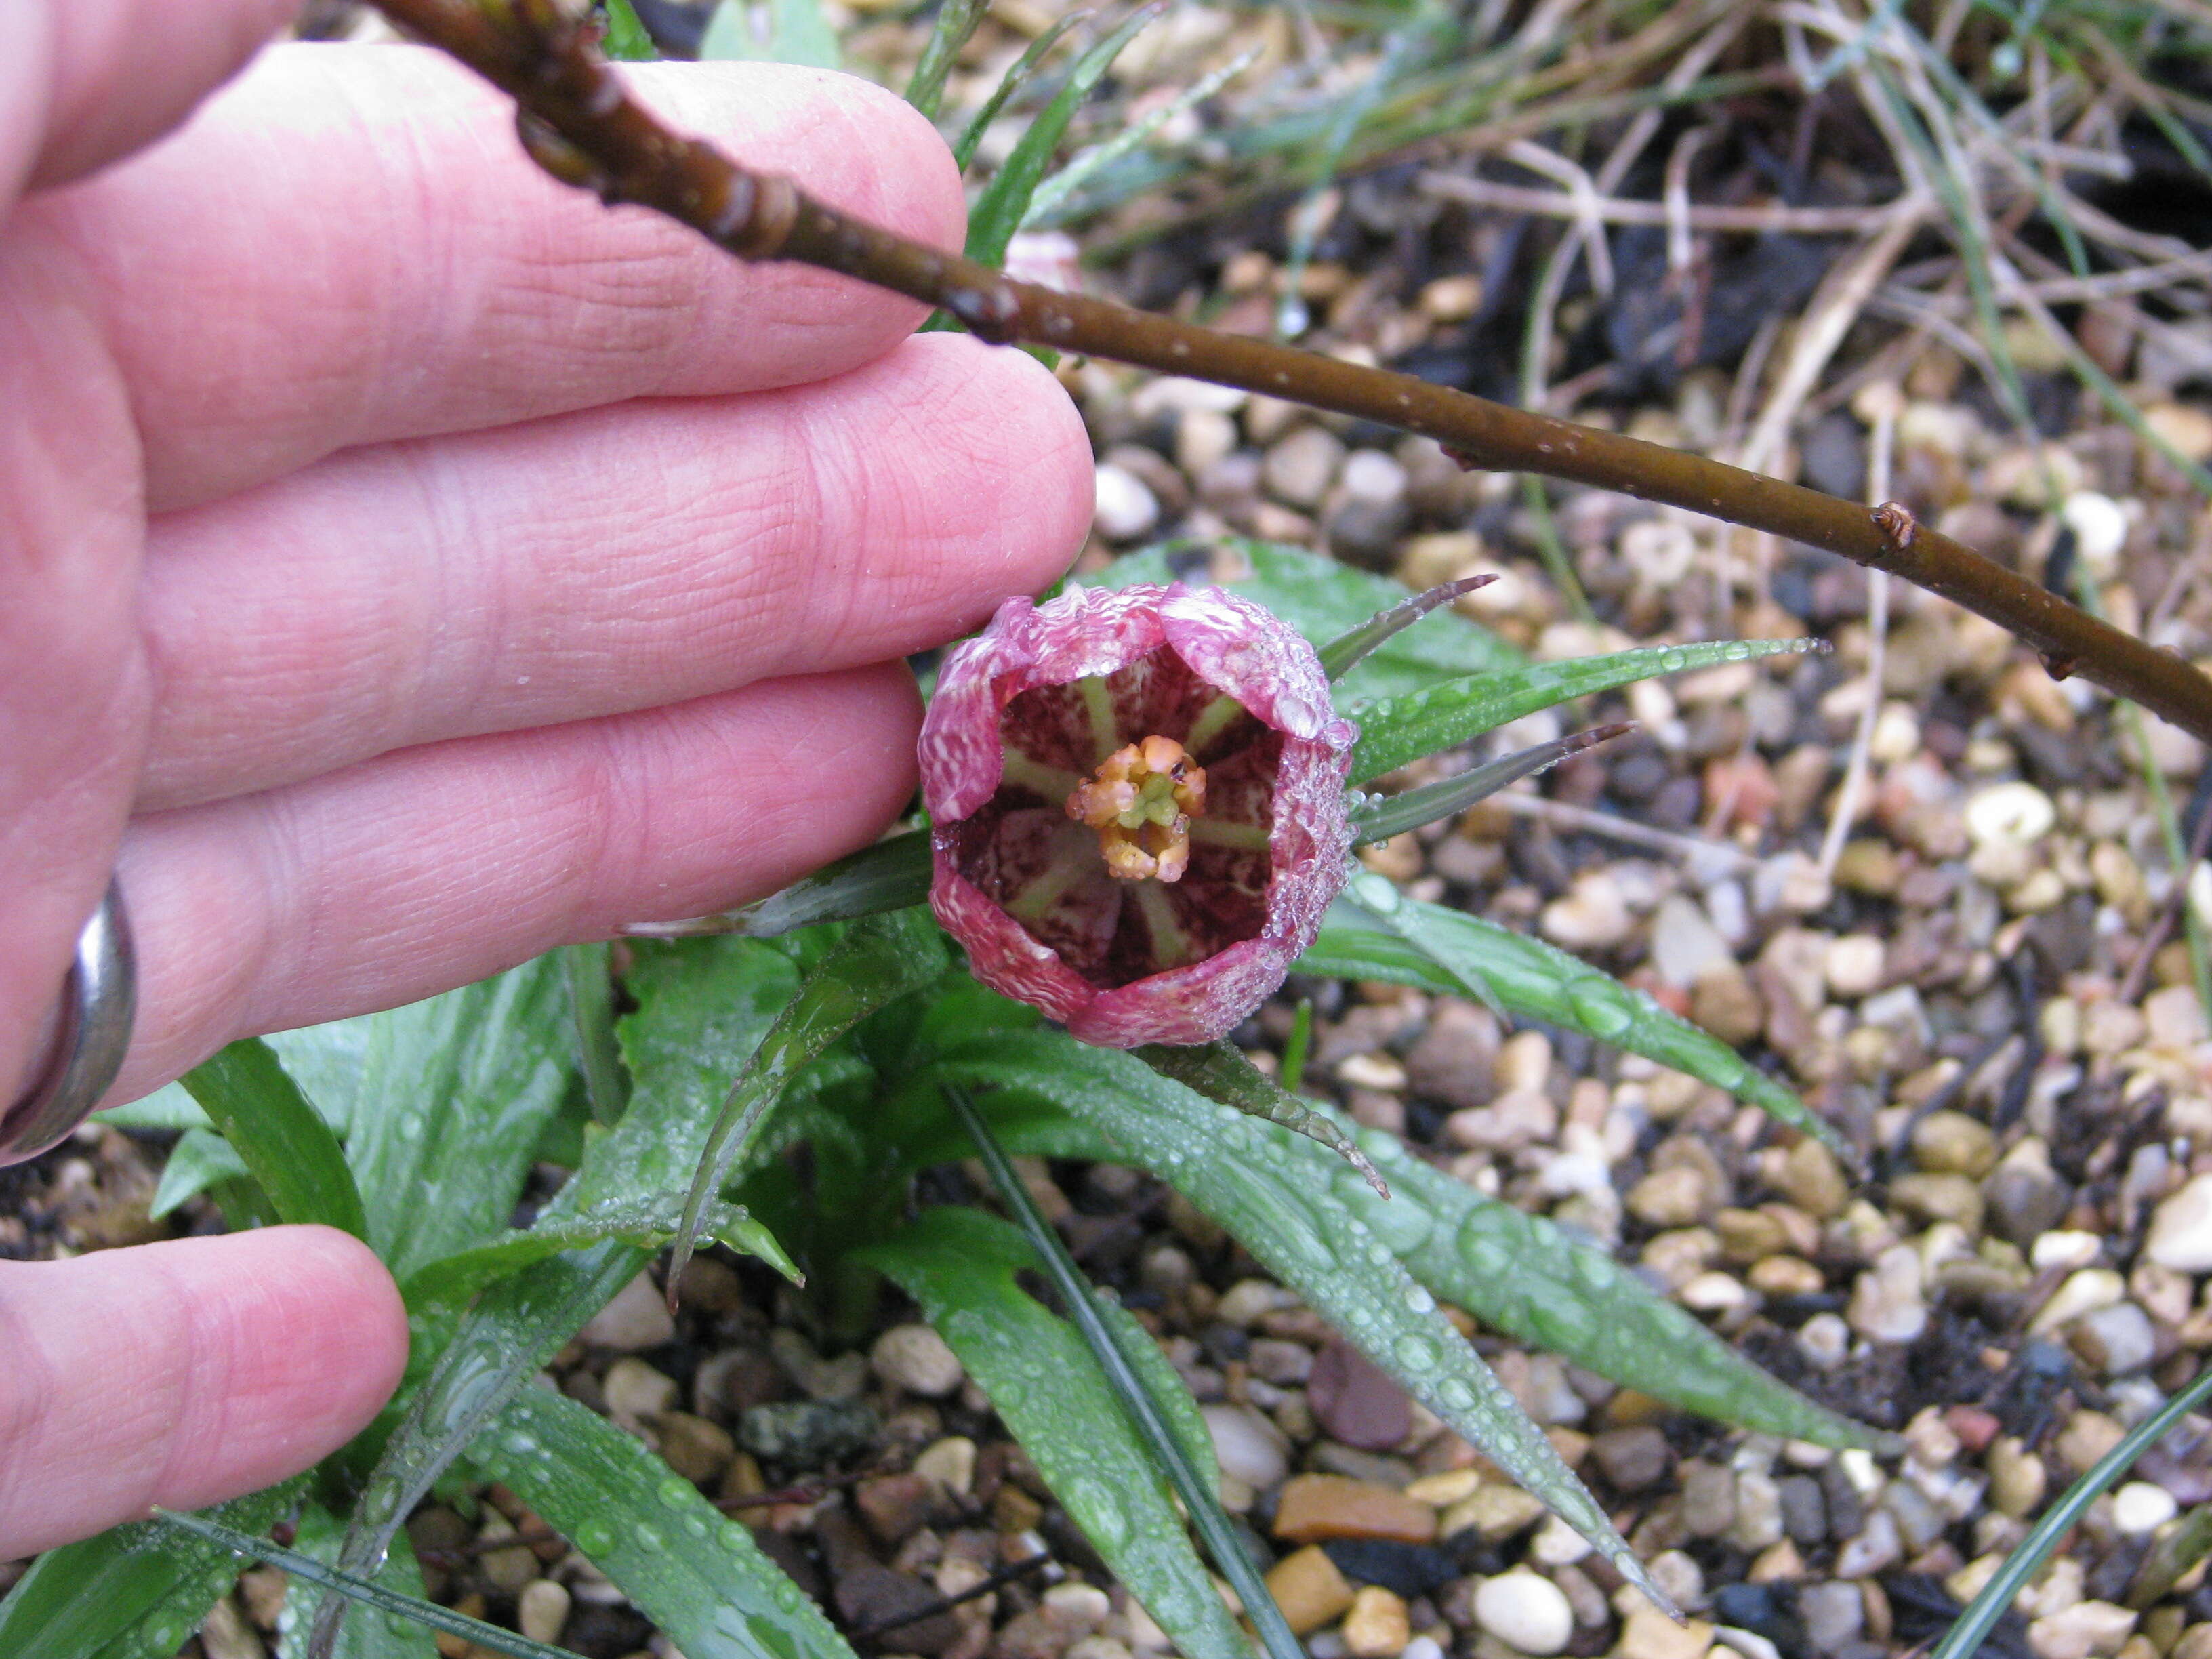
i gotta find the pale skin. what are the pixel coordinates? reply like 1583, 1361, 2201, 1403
0, 1, 1092, 1559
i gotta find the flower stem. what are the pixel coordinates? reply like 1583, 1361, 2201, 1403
369, 0, 2212, 746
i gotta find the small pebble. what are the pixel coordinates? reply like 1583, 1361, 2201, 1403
914, 1435, 977, 1495
602, 1356, 679, 1429
1473, 1570, 1574, 1656
580, 1272, 676, 1351
518, 1580, 571, 1646
1342, 1585, 1412, 1658
2027, 1601, 2137, 1659
2112, 1481, 2179, 1534
2145, 1174, 2212, 1271
872, 1324, 965, 1398
1265, 1545, 1356, 1635
1848, 1245, 1927, 1343
1273, 1475, 1438, 1545
1202, 1403, 1291, 1489
1092, 464, 1160, 541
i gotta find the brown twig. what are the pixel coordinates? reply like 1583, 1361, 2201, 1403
368, 0, 2212, 746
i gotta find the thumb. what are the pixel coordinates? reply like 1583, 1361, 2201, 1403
0, 1225, 407, 1559
0, 1, 300, 201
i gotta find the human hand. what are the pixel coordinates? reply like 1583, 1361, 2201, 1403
0, 1, 1091, 1558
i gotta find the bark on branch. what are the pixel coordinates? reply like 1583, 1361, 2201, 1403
371, 0, 2212, 745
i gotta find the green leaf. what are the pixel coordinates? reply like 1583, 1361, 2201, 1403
1086, 542, 1520, 703
180, 1037, 368, 1239
310, 1242, 645, 1656
865, 1208, 1256, 1659
343, 955, 575, 1279
94, 1082, 208, 1132
1138, 1041, 1382, 1193
152, 1509, 564, 1659
275, 1504, 437, 1659
264, 1021, 374, 1136
623, 831, 930, 941
562, 943, 628, 1124
904, 0, 989, 121
1349, 638, 1822, 785
668, 910, 946, 1292
147, 1126, 250, 1220
1308, 885, 1845, 1155
0, 1479, 303, 1659
928, 1031, 1667, 1610
599, 0, 658, 60
964, 7, 1155, 271
1349, 724, 1632, 844
478, 1386, 860, 1659
1021, 44, 1257, 229
699, 0, 840, 68
401, 1193, 792, 1311
1307, 1111, 1884, 1449
949, 12, 1090, 173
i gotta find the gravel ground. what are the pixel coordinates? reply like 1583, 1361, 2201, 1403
9, 5, 2212, 1658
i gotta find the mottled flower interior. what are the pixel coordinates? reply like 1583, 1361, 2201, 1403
945, 644, 1280, 991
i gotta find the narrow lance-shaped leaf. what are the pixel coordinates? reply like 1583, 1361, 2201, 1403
476, 1387, 861, 1659
1021, 44, 1259, 228
180, 1037, 368, 1239
666, 908, 945, 1301
1349, 637, 1826, 785
402, 1193, 796, 1313
1138, 1040, 1385, 1195
903, 0, 989, 120
308, 1242, 644, 1658
148, 1127, 251, 1221
928, 1030, 1674, 1612
861, 1207, 1256, 1659
949, 11, 1089, 173
1248, 1090, 1886, 1450
1302, 885, 1846, 1156
1086, 542, 1520, 703
1317, 575, 1496, 682
562, 942, 628, 1122
0, 1479, 304, 1659
621, 830, 930, 940
1350, 724, 1633, 845
963, 5, 1159, 270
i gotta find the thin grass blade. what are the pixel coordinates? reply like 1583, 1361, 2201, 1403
1349, 638, 1826, 785
963, 6, 1158, 270
1021, 45, 1258, 228
156, 1509, 578, 1659
1351, 724, 1633, 844
930, 1034, 1671, 1612
561, 943, 628, 1123
862, 1205, 1256, 1659
477, 1387, 861, 1659
276, 1504, 436, 1659
950, 12, 1090, 173
904, 0, 989, 121
0, 1479, 303, 1659
598, 0, 657, 60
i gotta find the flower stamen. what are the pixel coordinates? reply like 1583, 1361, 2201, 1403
1066, 735, 1207, 882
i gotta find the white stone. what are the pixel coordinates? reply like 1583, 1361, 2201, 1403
580, 1271, 675, 1351
2112, 1481, 2179, 1534
601, 1356, 678, 1429
2026, 1601, 2137, 1659
1202, 1404, 1291, 1490
1824, 935, 1887, 1000
1848, 1245, 1927, 1343
1092, 464, 1160, 541
1651, 895, 1733, 989
871, 1323, 964, 1397
2028, 1268, 2126, 1336
1473, 1570, 1574, 1656
1966, 781, 2057, 849
518, 1580, 571, 1646
2145, 1174, 2212, 1272
2061, 492, 2129, 574
2030, 1231, 2104, 1271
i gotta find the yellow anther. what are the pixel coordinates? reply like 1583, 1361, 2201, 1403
1066, 737, 1206, 882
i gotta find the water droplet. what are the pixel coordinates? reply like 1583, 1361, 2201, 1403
1659, 648, 1687, 672
658, 1476, 694, 1509
635, 1525, 663, 1552
1393, 1333, 1439, 1370
684, 1514, 710, 1539
1457, 1214, 1515, 1279
1437, 1378, 1477, 1412
501, 1431, 537, 1457
1350, 872, 1400, 914
1404, 1284, 1437, 1315
396, 1111, 426, 1142
1530, 1298, 1597, 1348
576, 1520, 615, 1555
1566, 979, 1633, 1038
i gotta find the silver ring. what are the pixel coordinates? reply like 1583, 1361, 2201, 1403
0, 880, 136, 1168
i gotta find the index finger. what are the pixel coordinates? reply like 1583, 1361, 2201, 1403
21, 44, 966, 512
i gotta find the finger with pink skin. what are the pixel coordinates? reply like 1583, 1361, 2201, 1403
0, 1, 295, 199
0, 1227, 407, 1559
136, 332, 1091, 812
22, 47, 968, 512
109, 664, 922, 1100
